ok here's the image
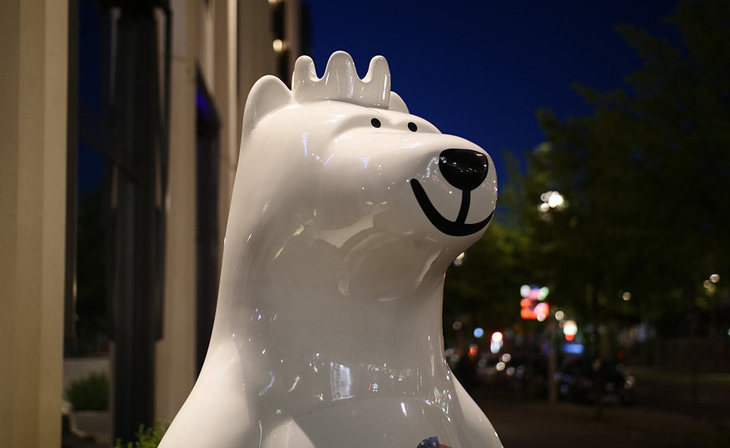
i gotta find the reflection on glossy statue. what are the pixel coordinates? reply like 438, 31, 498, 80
160, 51, 502, 448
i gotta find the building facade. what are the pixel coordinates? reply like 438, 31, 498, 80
0, 0, 305, 445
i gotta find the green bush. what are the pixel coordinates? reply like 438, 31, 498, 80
115, 421, 168, 448
65, 372, 109, 411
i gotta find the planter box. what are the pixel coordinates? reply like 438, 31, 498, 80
72, 411, 111, 445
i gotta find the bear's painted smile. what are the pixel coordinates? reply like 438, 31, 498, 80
410, 148, 494, 237
410, 179, 494, 237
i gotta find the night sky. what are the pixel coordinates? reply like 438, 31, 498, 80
78, 1, 680, 196
305, 0, 679, 186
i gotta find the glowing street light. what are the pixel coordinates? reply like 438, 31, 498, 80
273, 39, 286, 53
563, 320, 578, 341
705, 274, 719, 294
539, 191, 566, 212
547, 192, 564, 208
490, 331, 503, 354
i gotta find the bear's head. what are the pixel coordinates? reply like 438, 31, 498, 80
219, 52, 497, 309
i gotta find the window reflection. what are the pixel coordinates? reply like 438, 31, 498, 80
330, 362, 353, 400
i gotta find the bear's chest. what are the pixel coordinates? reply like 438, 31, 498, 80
262, 397, 470, 448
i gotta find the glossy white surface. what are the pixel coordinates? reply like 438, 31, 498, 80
160, 51, 501, 448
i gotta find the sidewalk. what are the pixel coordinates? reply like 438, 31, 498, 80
474, 386, 729, 448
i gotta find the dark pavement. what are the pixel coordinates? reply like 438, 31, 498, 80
473, 366, 730, 448
63, 365, 730, 447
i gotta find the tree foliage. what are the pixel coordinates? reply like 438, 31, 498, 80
512, 0, 730, 334
444, 219, 530, 333
442, 0, 729, 343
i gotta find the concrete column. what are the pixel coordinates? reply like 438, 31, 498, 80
0, 1, 68, 447
237, 0, 277, 142
214, 0, 239, 247
284, 0, 302, 77
154, 0, 198, 422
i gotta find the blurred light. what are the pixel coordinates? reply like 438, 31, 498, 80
727, 328, 730, 337
452, 321, 462, 331
444, 348, 455, 358
535, 302, 549, 321
450, 354, 460, 364
565, 334, 575, 341
704, 280, 712, 289
473, 327, 484, 338
555, 310, 565, 321
520, 285, 531, 298
617, 350, 626, 359
506, 366, 516, 376
501, 353, 511, 363
563, 320, 578, 337
490, 332, 504, 353
268, 0, 280, 4
562, 343, 584, 354
547, 191, 564, 208
469, 344, 479, 357
496, 362, 506, 371
625, 376, 636, 388
478, 359, 487, 368
540, 191, 566, 211
453, 252, 465, 266
273, 39, 285, 53
622, 291, 631, 301
521, 286, 550, 320
710, 273, 720, 284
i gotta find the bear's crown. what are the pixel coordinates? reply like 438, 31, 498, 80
292, 51, 391, 109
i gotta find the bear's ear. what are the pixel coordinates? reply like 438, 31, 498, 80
388, 91, 409, 114
242, 75, 291, 137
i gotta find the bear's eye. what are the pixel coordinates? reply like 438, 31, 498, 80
408, 122, 418, 132
371, 118, 381, 128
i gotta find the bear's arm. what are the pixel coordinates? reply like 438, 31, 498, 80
159, 340, 260, 448
452, 377, 503, 448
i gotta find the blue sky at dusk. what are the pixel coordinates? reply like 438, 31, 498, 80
77, 1, 680, 195
305, 0, 679, 185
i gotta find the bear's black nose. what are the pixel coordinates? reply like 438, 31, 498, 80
438, 149, 489, 191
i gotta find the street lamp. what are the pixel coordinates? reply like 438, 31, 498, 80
539, 191, 566, 212
705, 274, 720, 294
563, 320, 578, 341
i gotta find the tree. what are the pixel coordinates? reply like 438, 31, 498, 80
444, 219, 531, 335
515, 0, 730, 339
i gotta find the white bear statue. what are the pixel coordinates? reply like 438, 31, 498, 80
160, 51, 502, 448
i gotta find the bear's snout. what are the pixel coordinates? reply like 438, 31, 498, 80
438, 149, 489, 192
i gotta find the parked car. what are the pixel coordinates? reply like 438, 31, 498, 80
556, 357, 635, 405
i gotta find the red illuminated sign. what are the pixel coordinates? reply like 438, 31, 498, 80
519, 286, 550, 321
